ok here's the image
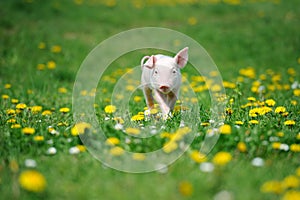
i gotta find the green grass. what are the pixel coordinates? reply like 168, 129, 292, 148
1, 0, 300, 199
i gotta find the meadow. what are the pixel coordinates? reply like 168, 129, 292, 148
0, 0, 300, 199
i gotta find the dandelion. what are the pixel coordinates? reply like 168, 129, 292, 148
290, 144, 300, 152
11, 124, 21, 129
235, 121, 244, 125
265, 99, 276, 106
38, 42, 46, 49
282, 190, 300, 200
59, 107, 70, 113
189, 150, 207, 163
212, 152, 232, 166
42, 110, 52, 116
133, 96, 142, 102
4, 83, 11, 89
16, 103, 27, 110
105, 137, 120, 146
132, 153, 146, 161
6, 118, 16, 123
284, 120, 295, 126
260, 180, 283, 194
187, 16, 197, 25
219, 124, 232, 134
31, 106, 43, 114
249, 120, 259, 125
125, 127, 140, 135
47, 61, 56, 69
51, 45, 62, 53
37, 63, 45, 70
178, 181, 193, 197
22, 127, 35, 135
247, 97, 256, 101
109, 146, 124, 156
163, 141, 178, 153
282, 175, 300, 189
131, 114, 144, 121
237, 142, 247, 152
275, 106, 286, 113
71, 122, 91, 136
33, 136, 44, 141
293, 89, 300, 96
104, 105, 116, 114
19, 170, 46, 193
11, 98, 19, 104
272, 142, 281, 150
58, 87, 68, 93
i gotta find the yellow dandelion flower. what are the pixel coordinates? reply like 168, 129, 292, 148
237, 142, 247, 152
31, 106, 43, 114
125, 127, 140, 135
11, 124, 21, 129
4, 83, 11, 89
131, 114, 144, 121
282, 175, 300, 189
212, 152, 232, 166
125, 85, 135, 91
109, 146, 124, 156
201, 122, 210, 126
38, 42, 46, 49
247, 97, 256, 101
235, 121, 244, 125
71, 122, 91, 136
150, 108, 159, 115
163, 141, 178, 153
275, 106, 286, 113
59, 107, 70, 113
58, 87, 68, 93
187, 16, 197, 25
105, 137, 120, 146
47, 61, 56, 70
276, 132, 284, 137
260, 180, 283, 194
22, 127, 35, 135
7, 118, 16, 123
297, 133, 300, 140
272, 142, 281, 150
296, 167, 300, 176
265, 99, 276, 106
33, 136, 44, 141
51, 45, 62, 53
178, 181, 193, 197
19, 170, 46, 193
282, 190, 300, 200
37, 63, 45, 70
284, 120, 295, 126
104, 105, 116, 114
249, 120, 259, 124
293, 89, 300, 96
76, 145, 86, 152
42, 110, 52, 116
239, 67, 255, 78
132, 153, 146, 161
219, 124, 231, 134
11, 98, 19, 104
291, 100, 297, 106
133, 96, 142, 102
189, 150, 207, 163
290, 144, 300, 152
16, 103, 27, 110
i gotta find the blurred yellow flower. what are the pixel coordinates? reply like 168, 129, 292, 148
16, 103, 27, 110
237, 142, 247, 152
105, 137, 120, 146
219, 124, 231, 134
133, 96, 142, 102
109, 146, 124, 156
47, 61, 56, 69
293, 89, 300, 96
131, 114, 144, 121
235, 121, 244, 125
189, 150, 207, 163
265, 99, 276, 106
163, 141, 178, 153
282, 175, 299, 189
58, 87, 68, 93
42, 110, 52, 116
132, 153, 146, 161
31, 106, 43, 114
125, 127, 140, 135
11, 98, 19, 104
260, 180, 283, 194
290, 144, 300, 152
59, 107, 70, 113
104, 105, 116, 114
34, 136, 44, 141
38, 42, 46, 49
282, 190, 300, 200
71, 122, 91, 136
284, 120, 295, 126
51, 45, 62, 53
178, 181, 193, 197
19, 170, 46, 193
22, 127, 35, 135
272, 142, 281, 150
11, 124, 21, 129
212, 152, 232, 166
37, 63, 45, 70
275, 106, 286, 113
187, 17, 197, 25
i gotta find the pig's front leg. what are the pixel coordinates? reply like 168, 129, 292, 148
167, 92, 177, 112
143, 86, 154, 109
153, 90, 171, 119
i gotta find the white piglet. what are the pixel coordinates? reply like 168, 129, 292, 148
141, 47, 189, 119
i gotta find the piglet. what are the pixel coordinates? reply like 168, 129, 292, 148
141, 47, 189, 119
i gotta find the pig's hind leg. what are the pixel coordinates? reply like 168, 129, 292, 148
143, 86, 154, 109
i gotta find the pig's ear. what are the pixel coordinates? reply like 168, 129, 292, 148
174, 47, 188, 68
141, 55, 156, 69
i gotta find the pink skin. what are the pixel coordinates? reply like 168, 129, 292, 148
141, 47, 189, 118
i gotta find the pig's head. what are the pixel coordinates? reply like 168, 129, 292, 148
141, 47, 188, 94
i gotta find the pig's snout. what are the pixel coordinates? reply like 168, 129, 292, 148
159, 85, 170, 93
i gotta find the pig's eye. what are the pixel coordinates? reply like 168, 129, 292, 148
172, 70, 177, 74
154, 70, 158, 74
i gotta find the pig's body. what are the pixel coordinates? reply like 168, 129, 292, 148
140, 48, 188, 119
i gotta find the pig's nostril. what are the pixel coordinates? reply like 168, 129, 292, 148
160, 86, 169, 90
